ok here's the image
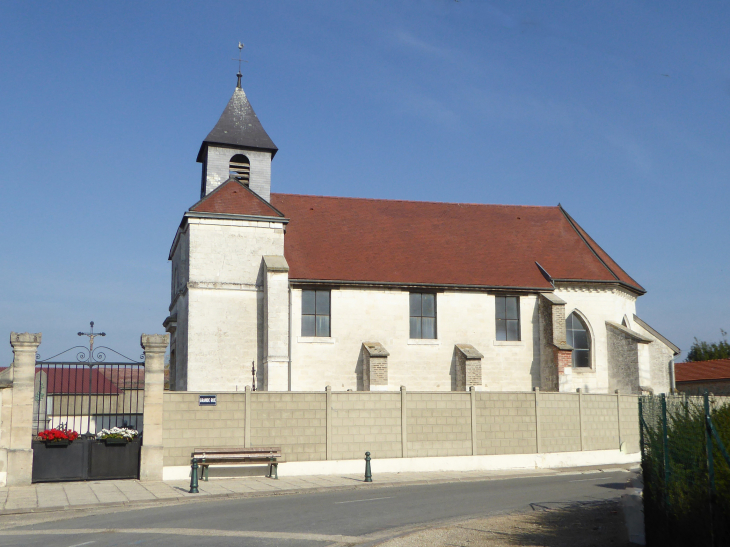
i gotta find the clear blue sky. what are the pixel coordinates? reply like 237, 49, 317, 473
1, 1, 728, 364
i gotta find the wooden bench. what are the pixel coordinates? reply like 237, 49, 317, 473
192, 447, 283, 480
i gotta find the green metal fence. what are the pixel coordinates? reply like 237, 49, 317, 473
639, 393, 730, 546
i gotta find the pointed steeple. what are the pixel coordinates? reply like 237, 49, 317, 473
196, 80, 278, 163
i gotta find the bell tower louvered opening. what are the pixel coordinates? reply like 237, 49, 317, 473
229, 154, 250, 185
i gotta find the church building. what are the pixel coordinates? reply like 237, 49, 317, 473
164, 74, 679, 395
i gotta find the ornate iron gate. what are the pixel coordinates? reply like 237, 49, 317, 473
31, 323, 145, 482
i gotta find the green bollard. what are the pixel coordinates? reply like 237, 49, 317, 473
364, 451, 372, 482
189, 458, 199, 494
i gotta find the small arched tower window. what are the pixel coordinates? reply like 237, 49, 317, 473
566, 312, 591, 368
229, 154, 250, 185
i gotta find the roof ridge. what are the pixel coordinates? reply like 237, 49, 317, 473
271, 192, 558, 209
558, 205, 620, 282
191, 179, 285, 217
676, 358, 730, 366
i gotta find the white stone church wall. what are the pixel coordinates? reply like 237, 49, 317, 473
632, 321, 672, 394
170, 217, 284, 391
290, 288, 540, 392
553, 284, 638, 394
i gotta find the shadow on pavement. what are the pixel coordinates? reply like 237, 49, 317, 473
504, 501, 629, 547
595, 482, 629, 490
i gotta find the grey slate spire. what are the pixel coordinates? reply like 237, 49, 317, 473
196, 78, 278, 162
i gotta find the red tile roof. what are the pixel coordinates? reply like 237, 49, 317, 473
265, 194, 644, 292
36, 367, 122, 395
101, 368, 145, 390
190, 179, 284, 217
675, 359, 730, 382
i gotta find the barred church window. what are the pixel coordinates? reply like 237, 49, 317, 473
496, 296, 520, 341
229, 154, 250, 184
302, 290, 330, 337
566, 312, 591, 368
410, 293, 436, 339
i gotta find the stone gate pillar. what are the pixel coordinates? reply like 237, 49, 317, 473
139, 334, 169, 481
6, 332, 42, 486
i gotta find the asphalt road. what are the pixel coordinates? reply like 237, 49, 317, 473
0, 470, 633, 547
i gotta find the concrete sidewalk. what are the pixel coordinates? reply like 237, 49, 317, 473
0, 465, 637, 516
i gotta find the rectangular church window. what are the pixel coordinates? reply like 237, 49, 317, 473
410, 293, 437, 339
496, 296, 520, 341
302, 290, 330, 337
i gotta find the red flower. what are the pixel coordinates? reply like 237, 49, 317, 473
38, 428, 79, 442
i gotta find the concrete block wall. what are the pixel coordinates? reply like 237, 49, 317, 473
162, 393, 246, 467
475, 392, 537, 455
619, 395, 640, 453
406, 393, 472, 457
582, 394, 620, 451
331, 392, 401, 460
250, 393, 326, 462
160, 390, 641, 469
539, 393, 582, 453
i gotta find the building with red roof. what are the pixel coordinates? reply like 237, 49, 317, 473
675, 359, 730, 396
164, 76, 679, 395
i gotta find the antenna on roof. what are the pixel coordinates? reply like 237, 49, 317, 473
232, 42, 249, 88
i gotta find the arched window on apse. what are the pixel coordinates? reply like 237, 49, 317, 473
229, 154, 250, 185
566, 312, 591, 368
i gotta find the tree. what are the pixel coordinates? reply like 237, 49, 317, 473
686, 329, 730, 362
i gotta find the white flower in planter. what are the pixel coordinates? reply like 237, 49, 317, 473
96, 427, 139, 440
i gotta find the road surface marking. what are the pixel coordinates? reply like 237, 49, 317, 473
68, 542, 96, 547
335, 496, 393, 504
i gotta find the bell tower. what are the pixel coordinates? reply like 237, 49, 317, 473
196, 70, 278, 201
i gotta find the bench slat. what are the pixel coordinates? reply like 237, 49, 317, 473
197, 454, 281, 460
194, 447, 279, 454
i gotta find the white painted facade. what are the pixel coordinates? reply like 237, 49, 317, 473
169, 216, 285, 392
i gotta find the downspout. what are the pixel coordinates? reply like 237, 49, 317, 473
288, 281, 293, 391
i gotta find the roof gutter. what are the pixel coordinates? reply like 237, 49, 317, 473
288, 278, 554, 293
552, 278, 646, 297
185, 211, 289, 223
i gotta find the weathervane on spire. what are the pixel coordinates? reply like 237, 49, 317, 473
232, 42, 248, 88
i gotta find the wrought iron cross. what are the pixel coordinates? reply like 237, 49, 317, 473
78, 321, 105, 355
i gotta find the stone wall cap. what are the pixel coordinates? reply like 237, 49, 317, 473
362, 342, 389, 357
140, 333, 170, 350
10, 332, 42, 348
551, 342, 573, 351
632, 314, 680, 354
263, 255, 290, 272
455, 344, 484, 359
606, 321, 653, 343
540, 293, 567, 306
